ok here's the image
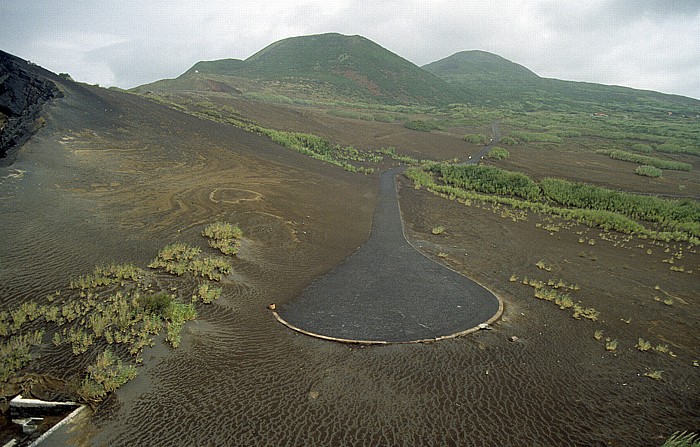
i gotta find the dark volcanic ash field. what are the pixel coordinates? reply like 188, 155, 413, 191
1, 54, 698, 446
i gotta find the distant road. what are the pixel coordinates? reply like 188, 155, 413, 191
274, 168, 502, 343
465, 120, 501, 164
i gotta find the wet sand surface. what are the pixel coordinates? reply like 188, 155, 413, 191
277, 168, 500, 342
1, 80, 698, 447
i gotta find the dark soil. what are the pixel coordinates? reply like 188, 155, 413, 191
1, 69, 698, 446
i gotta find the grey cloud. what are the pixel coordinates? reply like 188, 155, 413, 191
1, 1, 698, 99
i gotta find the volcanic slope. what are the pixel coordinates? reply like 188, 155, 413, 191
141, 33, 700, 114
424, 50, 700, 111
140, 33, 463, 105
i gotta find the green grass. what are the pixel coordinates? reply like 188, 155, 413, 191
187, 33, 462, 105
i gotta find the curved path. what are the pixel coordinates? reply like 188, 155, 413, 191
274, 168, 502, 343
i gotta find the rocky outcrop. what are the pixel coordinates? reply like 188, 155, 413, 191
0, 51, 62, 163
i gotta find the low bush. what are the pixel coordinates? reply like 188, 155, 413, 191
404, 120, 440, 132
509, 131, 563, 144
203, 222, 243, 255
486, 147, 510, 160
432, 164, 541, 201
635, 165, 662, 178
609, 150, 692, 171
463, 133, 488, 144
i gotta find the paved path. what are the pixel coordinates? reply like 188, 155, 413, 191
275, 167, 502, 343
466, 120, 501, 164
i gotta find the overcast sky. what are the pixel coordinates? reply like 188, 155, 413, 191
2, 0, 699, 99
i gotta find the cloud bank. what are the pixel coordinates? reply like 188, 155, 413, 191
1, 0, 698, 99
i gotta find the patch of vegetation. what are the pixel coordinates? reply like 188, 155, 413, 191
643, 369, 663, 380
432, 164, 541, 201
509, 131, 563, 144
636, 338, 653, 351
1, 223, 238, 405
486, 147, 510, 159
78, 350, 138, 402
148, 243, 232, 280
431, 226, 445, 235
463, 133, 488, 144
657, 142, 700, 156
375, 147, 419, 164
631, 143, 653, 153
661, 431, 700, 447
0, 330, 44, 382
609, 149, 692, 171
203, 222, 243, 255
408, 164, 699, 242
404, 120, 441, 132
519, 275, 598, 321
605, 339, 619, 352
635, 165, 662, 178
197, 283, 222, 304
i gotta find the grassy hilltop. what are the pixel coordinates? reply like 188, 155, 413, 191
168, 33, 462, 105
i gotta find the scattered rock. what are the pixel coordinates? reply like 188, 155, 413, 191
508, 336, 519, 342
478, 323, 492, 330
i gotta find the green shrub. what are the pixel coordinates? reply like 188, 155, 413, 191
137, 292, 173, 315
404, 120, 440, 132
431, 226, 445, 235
405, 164, 699, 241
635, 165, 662, 178
539, 177, 700, 229
609, 150, 692, 171
203, 222, 243, 255
486, 147, 510, 160
78, 350, 137, 401
509, 131, 563, 144
499, 136, 517, 145
197, 283, 222, 304
433, 164, 541, 201
657, 142, 700, 155
463, 133, 488, 144
373, 113, 395, 123
631, 143, 653, 153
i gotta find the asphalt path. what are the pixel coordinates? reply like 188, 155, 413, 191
275, 167, 502, 343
